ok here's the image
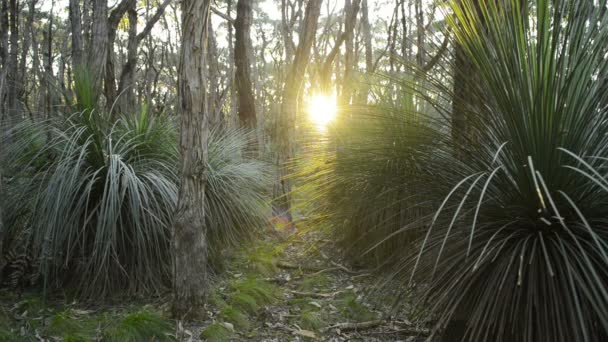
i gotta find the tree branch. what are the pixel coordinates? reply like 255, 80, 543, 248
136, 0, 173, 43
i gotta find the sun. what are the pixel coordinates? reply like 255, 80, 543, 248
307, 93, 337, 129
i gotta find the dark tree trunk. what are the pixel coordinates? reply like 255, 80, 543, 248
16, 0, 35, 110
69, 0, 83, 69
207, 22, 223, 129
172, 0, 211, 320
88, 0, 108, 104
115, 0, 171, 114
234, 0, 257, 129
104, 0, 134, 110
273, 0, 323, 224
0, 0, 9, 119
6, 0, 19, 120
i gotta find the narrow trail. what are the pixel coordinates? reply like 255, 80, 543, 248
190, 230, 430, 341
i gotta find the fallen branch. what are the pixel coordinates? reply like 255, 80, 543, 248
322, 320, 384, 332
290, 289, 347, 299
277, 261, 324, 272
319, 252, 366, 275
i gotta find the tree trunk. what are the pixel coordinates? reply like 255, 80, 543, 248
69, 0, 83, 69
226, 0, 237, 127
207, 22, 223, 129
88, 0, 108, 103
0, 0, 9, 119
116, 4, 137, 114
172, 0, 211, 320
358, 0, 372, 103
104, 0, 134, 110
234, 0, 256, 130
6, 0, 19, 121
273, 0, 323, 224
341, 0, 359, 105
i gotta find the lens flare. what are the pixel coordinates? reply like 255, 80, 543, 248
307, 93, 337, 129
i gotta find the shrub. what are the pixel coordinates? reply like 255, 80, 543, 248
1, 107, 271, 297
410, 1, 608, 341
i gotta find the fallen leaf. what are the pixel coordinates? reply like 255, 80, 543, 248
308, 301, 321, 308
220, 322, 235, 331
295, 329, 316, 339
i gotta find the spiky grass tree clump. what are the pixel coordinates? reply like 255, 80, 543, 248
297, 97, 449, 267
205, 129, 272, 263
408, 1, 608, 341
1, 108, 271, 297
3, 109, 178, 297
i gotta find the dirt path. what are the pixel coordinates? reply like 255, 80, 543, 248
191, 232, 430, 341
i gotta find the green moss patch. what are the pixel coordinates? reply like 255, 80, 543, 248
200, 322, 234, 341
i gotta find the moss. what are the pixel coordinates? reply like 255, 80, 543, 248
62, 334, 90, 342
200, 323, 234, 341
298, 310, 324, 331
208, 289, 228, 310
230, 277, 278, 305
297, 273, 330, 292
231, 293, 259, 314
103, 310, 173, 342
220, 306, 250, 331
241, 242, 285, 276
334, 291, 377, 322
45, 311, 85, 338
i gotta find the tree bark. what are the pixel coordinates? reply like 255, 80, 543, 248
234, 0, 257, 129
273, 0, 323, 223
6, 0, 19, 120
88, 0, 108, 103
341, 0, 359, 105
69, 0, 83, 69
172, 0, 211, 320
357, 0, 372, 103
0, 0, 9, 119
207, 22, 223, 129
104, 0, 134, 110
319, 0, 360, 92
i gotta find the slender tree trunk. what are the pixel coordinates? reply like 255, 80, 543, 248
234, 0, 256, 129
6, 0, 19, 120
104, 0, 134, 110
114, 0, 170, 114
16, 0, 35, 110
88, 0, 108, 103
0, 0, 9, 119
42, 4, 53, 116
358, 0, 372, 103
69, 0, 83, 69
116, 4, 137, 114
172, 0, 211, 320
341, 0, 359, 105
273, 0, 323, 224
227, 0, 237, 127
207, 22, 222, 129
415, 0, 424, 67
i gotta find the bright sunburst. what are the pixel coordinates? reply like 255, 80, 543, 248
307, 93, 337, 129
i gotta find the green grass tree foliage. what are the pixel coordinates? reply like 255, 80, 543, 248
409, 0, 608, 341
1, 107, 271, 297
305, 0, 608, 340
2, 109, 178, 297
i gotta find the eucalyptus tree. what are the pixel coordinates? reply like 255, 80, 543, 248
172, 0, 212, 319
273, 0, 323, 223
235, 0, 257, 129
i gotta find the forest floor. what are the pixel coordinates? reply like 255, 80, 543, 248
0, 229, 431, 341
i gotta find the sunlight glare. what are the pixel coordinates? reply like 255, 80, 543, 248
307, 93, 337, 129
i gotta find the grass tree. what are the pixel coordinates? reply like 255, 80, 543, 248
172, 0, 212, 319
